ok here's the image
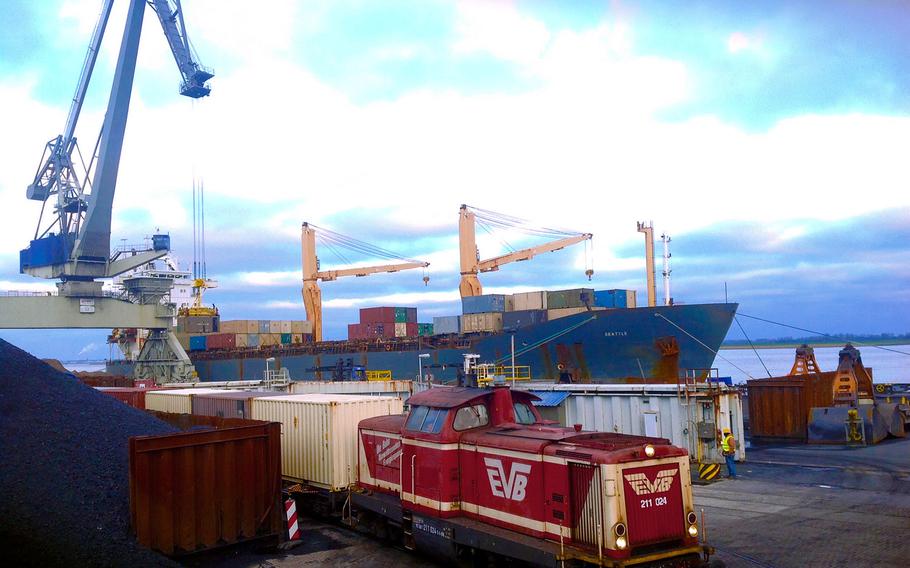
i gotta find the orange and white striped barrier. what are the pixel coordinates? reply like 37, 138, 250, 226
285, 498, 300, 540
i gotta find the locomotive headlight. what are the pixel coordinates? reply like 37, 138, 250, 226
688, 524, 699, 537
687, 512, 698, 525
616, 535, 628, 550
644, 444, 655, 457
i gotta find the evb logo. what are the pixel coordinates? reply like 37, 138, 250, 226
484, 457, 531, 502
624, 468, 678, 495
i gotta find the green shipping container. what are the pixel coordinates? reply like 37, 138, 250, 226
280, 333, 292, 345
417, 323, 434, 336
394, 307, 408, 323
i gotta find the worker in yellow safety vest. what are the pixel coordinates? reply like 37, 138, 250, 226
721, 429, 737, 479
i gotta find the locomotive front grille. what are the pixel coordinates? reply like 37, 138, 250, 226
569, 462, 604, 548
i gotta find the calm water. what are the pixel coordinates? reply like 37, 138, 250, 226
715, 344, 910, 384
65, 346, 910, 384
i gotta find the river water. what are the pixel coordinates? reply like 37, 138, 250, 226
64, 345, 910, 384
714, 344, 910, 384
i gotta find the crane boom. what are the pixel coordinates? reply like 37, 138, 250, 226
477, 233, 592, 273
316, 261, 429, 282
301, 223, 429, 342
147, 0, 214, 97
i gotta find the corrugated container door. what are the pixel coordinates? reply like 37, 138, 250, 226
405, 307, 417, 323
269, 321, 281, 334
291, 321, 304, 334
570, 463, 603, 548
394, 323, 407, 337
394, 307, 408, 323
246, 320, 259, 334
258, 320, 271, 334
236, 334, 249, 348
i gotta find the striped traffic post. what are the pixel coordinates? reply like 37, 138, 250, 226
285, 498, 301, 541
698, 463, 721, 481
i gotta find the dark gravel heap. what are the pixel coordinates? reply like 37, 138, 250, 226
0, 338, 179, 567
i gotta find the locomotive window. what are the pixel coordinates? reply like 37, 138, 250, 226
513, 402, 536, 425
453, 404, 490, 431
406, 405, 429, 431
406, 405, 446, 434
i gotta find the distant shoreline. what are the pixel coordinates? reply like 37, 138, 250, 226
722, 339, 910, 350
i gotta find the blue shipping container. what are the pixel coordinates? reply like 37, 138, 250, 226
503, 310, 548, 330
462, 294, 507, 314
594, 289, 627, 308
189, 335, 207, 351
433, 315, 461, 334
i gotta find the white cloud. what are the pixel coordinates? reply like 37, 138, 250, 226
452, 1, 551, 65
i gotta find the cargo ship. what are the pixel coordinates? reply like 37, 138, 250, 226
107, 208, 737, 383
107, 299, 737, 383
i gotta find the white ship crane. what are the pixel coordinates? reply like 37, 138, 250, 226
301, 223, 429, 342
0, 0, 213, 383
458, 205, 593, 298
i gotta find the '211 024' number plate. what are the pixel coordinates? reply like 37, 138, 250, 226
640, 496, 668, 508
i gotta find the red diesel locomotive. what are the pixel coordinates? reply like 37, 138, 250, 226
349, 386, 714, 567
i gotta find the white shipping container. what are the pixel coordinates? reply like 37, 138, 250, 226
235, 333, 249, 348
145, 388, 230, 414
512, 291, 547, 311
461, 312, 503, 333
394, 322, 407, 337
518, 383, 746, 462
280, 320, 293, 334
290, 380, 413, 399
251, 394, 404, 491
269, 321, 282, 334
291, 320, 313, 334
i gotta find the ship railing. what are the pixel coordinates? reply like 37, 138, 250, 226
366, 370, 393, 381
476, 364, 532, 386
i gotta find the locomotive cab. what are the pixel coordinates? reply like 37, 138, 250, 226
356, 386, 711, 567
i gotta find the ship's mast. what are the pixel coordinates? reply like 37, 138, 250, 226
637, 221, 656, 307
661, 232, 672, 306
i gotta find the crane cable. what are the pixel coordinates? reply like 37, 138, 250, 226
309, 224, 426, 266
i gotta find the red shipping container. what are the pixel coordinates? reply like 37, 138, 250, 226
205, 332, 236, 350
405, 322, 418, 337
360, 307, 396, 324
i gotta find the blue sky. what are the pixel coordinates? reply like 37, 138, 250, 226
1, 0, 908, 359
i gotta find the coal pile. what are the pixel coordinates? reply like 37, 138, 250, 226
0, 339, 178, 567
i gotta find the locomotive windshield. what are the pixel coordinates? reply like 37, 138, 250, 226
513, 402, 536, 425
453, 403, 489, 431
405, 405, 447, 434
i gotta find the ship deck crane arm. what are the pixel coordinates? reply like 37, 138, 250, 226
315, 261, 430, 282
477, 233, 592, 273
301, 222, 430, 342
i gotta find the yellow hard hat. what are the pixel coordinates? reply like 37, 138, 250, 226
723, 429, 731, 434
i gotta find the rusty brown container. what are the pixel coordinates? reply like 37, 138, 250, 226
746, 371, 837, 441
129, 414, 283, 556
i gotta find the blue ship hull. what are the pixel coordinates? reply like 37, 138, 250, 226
107, 303, 737, 383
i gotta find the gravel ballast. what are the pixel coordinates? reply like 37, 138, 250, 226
0, 338, 179, 566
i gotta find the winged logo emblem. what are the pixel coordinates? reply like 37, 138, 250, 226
624, 468, 678, 495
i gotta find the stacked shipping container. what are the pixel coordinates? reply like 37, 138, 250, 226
348, 306, 424, 340
179, 319, 315, 353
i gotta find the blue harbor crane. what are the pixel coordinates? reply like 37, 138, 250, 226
1, 0, 213, 383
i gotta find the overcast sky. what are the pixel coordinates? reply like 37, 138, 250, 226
1, 0, 908, 360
